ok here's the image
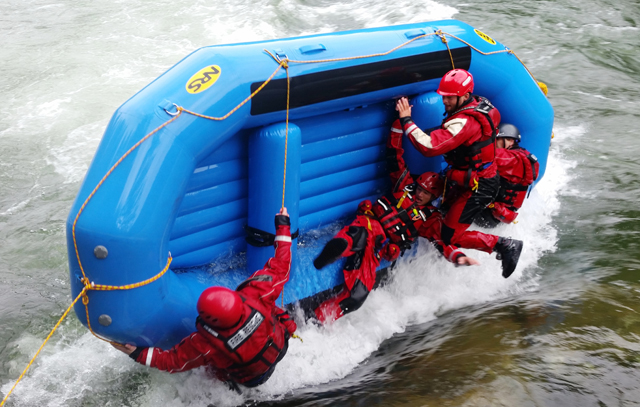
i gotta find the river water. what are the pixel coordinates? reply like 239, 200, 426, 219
1, 0, 639, 406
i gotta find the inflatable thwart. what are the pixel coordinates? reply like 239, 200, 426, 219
66, 20, 554, 349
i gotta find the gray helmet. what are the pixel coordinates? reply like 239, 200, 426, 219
496, 123, 521, 142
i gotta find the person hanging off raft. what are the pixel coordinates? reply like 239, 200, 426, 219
312, 69, 526, 325
474, 123, 540, 228
113, 208, 296, 389
312, 110, 495, 324
396, 68, 523, 276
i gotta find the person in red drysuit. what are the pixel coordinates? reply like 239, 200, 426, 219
396, 68, 523, 278
113, 208, 296, 389
311, 121, 481, 324
475, 123, 540, 228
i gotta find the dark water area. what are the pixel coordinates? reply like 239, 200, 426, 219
1, 0, 640, 405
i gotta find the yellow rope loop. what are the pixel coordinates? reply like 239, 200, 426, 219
441, 32, 539, 84
283, 33, 434, 65
178, 62, 285, 123
79, 254, 173, 343
291, 333, 303, 343
0, 288, 88, 407
90, 254, 173, 292
281, 63, 290, 209
71, 112, 182, 281
435, 30, 455, 70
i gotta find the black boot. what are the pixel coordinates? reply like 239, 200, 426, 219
314, 238, 349, 269
494, 237, 523, 278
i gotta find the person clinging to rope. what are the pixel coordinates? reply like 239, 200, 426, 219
474, 123, 539, 228
112, 207, 296, 389
395, 69, 523, 279
311, 121, 482, 324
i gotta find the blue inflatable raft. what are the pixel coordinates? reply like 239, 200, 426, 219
66, 20, 554, 348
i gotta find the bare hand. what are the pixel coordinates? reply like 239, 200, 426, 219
457, 256, 480, 266
278, 207, 289, 217
396, 97, 413, 118
112, 343, 137, 355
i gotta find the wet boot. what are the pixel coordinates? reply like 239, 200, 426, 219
314, 238, 349, 269
494, 237, 523, 279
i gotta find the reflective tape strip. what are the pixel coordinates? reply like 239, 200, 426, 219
275, 235, 291, 242
391, 127, 403, 133
406, 124, 418, 134
146, 348, 154, 367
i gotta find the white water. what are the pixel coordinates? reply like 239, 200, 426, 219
3, 124, 576, 406
1, 0, 573, 405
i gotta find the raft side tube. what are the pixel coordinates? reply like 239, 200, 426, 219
67, 20, 553, 347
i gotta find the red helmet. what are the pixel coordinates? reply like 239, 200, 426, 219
197, 287, 244, 329
416, 172, 444, 198
437, 69, 474, 96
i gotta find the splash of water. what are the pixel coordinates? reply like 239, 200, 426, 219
2, 124, 579, 407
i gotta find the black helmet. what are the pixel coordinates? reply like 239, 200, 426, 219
496, 123, 521, 142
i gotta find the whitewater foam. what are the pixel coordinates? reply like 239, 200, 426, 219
3, 125, 577, 407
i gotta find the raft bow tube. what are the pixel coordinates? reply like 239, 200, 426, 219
66, 20, 553, 348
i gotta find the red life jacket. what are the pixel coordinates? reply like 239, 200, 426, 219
195, 295, 288, 384
371, 183, 431, 250
497, 146, 540, 209
443, 96, 500, 186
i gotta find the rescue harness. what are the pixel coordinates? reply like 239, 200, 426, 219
195, 299, 289, 385
372, 183, 430, 251
443, 96, 499, 187
497, 146, 539, 206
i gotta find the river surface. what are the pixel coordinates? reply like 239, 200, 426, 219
1, 0, 640, 406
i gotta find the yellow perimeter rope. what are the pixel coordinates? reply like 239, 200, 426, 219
0, 255, 172, 407
2, 29, 544, 405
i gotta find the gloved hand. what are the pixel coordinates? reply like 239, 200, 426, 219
274, 307, 297, 335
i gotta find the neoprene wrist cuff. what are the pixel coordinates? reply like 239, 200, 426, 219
275, 214, 291, 227
399, 116, 413, 127
129, 347, 142, 360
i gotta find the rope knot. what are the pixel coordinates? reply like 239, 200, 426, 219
281, 59, 289, 69
436, 30, 448, 43
80, 277, 93, 305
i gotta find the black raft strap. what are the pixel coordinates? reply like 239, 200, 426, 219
244, 225, 299, 247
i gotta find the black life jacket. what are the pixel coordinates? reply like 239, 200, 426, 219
371, 183, 431, 250
195, 295, 288, 384
443, 96, 500, 174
